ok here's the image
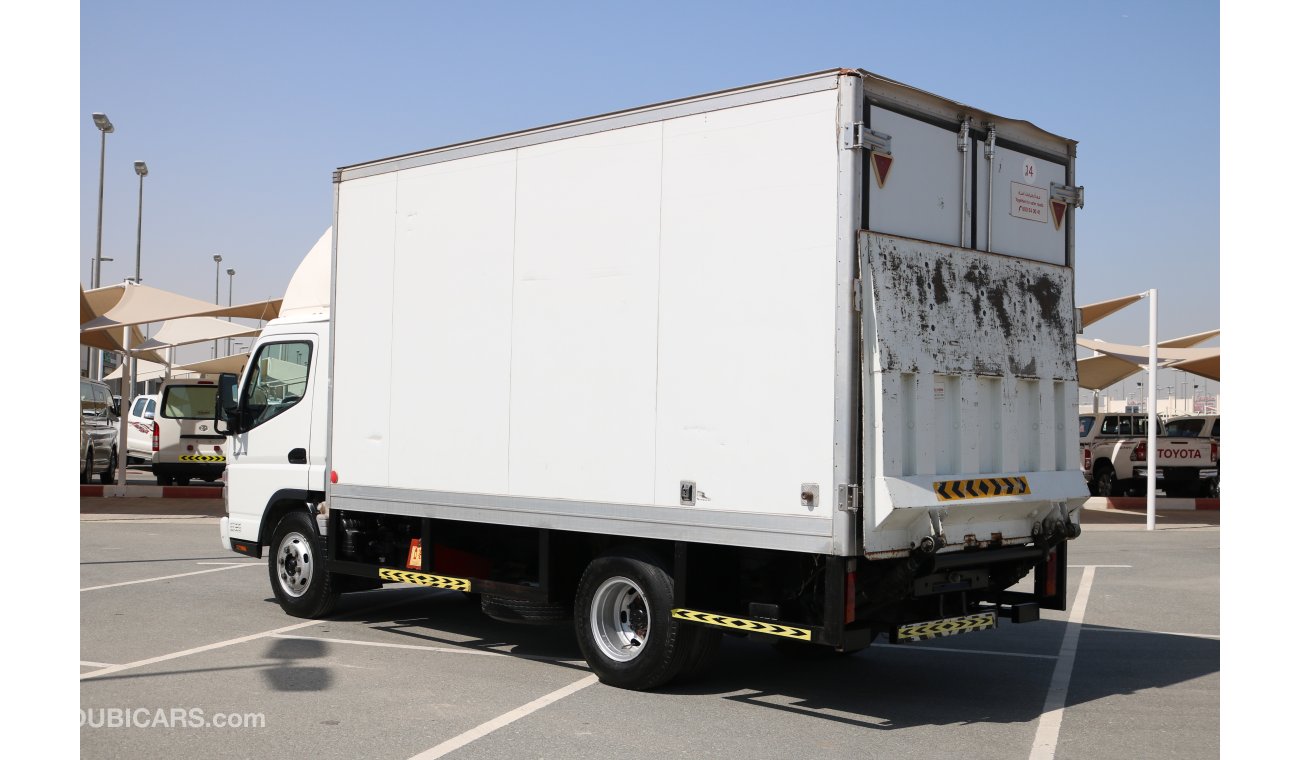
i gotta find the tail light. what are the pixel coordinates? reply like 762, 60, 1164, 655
151, 421, 159, 452
1130, 441, 1146, 462
844, 570, 857, 624
1044, 547, 1059, 598
1082, 447, 1092, 472
1211, 442, 1218, 463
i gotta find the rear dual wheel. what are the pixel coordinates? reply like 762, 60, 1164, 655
574, 549, 718, 691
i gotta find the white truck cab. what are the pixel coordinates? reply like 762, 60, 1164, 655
220, 229, 331, 552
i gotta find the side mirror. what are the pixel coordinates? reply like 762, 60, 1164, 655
215, 372, 242, 435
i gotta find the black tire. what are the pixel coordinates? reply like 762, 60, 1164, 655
1091, 465, 1116, 497
1201, 477, 1219, 499
81, 449, 93, 485
98, 448, 117, 485
675, 626, 722, 682
481, 595, 571, 625
175, 477, 191, 487
268, 511, 338, 618
156, 474, 173, 486
573, 548, 710, 691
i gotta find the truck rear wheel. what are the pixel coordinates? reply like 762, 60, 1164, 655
268, 511, 338, 618
574, 549, 714, 690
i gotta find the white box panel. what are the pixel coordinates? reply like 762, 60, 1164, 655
867, 106, 964, 246
976, 140, 1067, 264
508, 123, 664, 503
333, 173, 398, 487
387, 151, 518, 493
654, 90, 840, 516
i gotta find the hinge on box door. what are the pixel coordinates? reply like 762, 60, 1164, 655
837, 483, 861, 513
844, 122, 891, 154
852, 278, 864, 312
1050, 182, 1085, 209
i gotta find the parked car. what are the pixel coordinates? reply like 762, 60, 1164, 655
125, 393, 160, 463
1164, 414, 1219, 441
1078, 412, 1217, 497
153, 378, 227, 486
80, 377, 118, 484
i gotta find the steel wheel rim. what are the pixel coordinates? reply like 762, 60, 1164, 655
276, 531, 314, 598
590, 576, 651, 662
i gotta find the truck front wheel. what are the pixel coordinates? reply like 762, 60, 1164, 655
268, 511, 338, 618
574, 550, 715, 690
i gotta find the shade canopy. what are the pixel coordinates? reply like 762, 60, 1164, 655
1077, 354, 1144, 390
1078, 293, 1145, 329
1075, 328, 1221, 388
81, 281, 282, 332
177, 353, 251, 376
104, 352, 250, 382
1170, 354, 1220, 382
133, 317, 260, 352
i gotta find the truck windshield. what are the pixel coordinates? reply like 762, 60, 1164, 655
161, 386, 219, 420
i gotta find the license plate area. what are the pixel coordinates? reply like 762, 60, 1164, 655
893, 611, 997, 643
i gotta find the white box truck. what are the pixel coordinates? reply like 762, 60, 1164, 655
212, 68, 1088, 690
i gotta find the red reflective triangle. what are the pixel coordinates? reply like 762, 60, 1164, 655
871, 152, 893, 189
1050, 199, 1067, 230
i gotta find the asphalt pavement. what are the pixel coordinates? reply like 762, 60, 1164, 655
79, 503, 1219, 760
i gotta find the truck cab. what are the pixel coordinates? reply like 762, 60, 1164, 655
218, 229, 332, 555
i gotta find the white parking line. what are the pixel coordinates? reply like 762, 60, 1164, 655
270, 634, 589, 665
408, 674, 600, 760
80, 660, 117, 668
1085, 628, 1219, 640
270, 635, 506, 657
81, 563, 260, 592
80, 593, 425, 680
1029, 565, 1098, 760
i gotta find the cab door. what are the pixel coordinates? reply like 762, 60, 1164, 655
225, 334, 321, 543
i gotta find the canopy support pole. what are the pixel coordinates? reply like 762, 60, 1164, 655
1146, 289, 1157, 531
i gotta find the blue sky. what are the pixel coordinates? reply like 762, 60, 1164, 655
79, 0, 1219, 394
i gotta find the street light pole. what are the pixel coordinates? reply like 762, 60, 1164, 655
213, 254, 223, 358
226, 268, 236, 356
91, 112, 115, 379
133, 161, 148, 283
128, 160, 149, 409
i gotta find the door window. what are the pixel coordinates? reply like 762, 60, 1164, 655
241, 341, 312, 431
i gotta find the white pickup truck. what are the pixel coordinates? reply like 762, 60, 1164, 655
1079, 412, 1218, 497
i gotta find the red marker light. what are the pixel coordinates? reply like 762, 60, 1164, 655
330, 470, 338, 484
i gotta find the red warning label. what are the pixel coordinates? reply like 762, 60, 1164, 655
1050, 199, 1067, 230
871, 152, 893, 189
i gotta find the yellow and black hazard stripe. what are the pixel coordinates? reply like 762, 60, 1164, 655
932, 476, 1030, 502
671, 608, 812, 641
896, 611, 997, 642
378, 567, 471, 592
178, 454, 226, 462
